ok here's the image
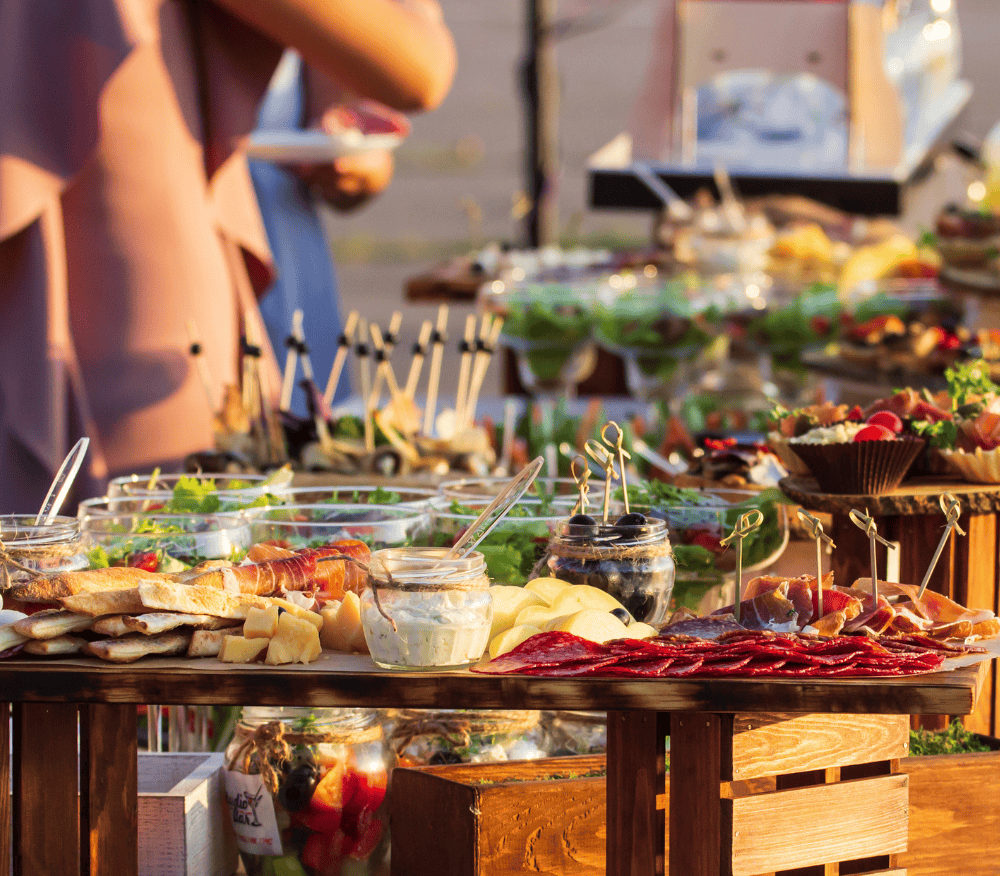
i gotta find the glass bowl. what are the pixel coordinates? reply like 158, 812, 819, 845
245, 504, 431, 551
78, 503, 251, 571
107, 472, 291, 505
439, 476, 579, 504
266, 485, 443, 510
432, 497, 577, 584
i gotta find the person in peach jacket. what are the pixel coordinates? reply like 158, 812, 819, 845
0, 0, 454, 511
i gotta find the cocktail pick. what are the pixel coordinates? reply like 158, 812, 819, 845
720, 510, 764, 624
918, 493, 966, 599
279, 309, 305, 413
571, 455, 592, 515
384, 311, 403, 356
464, 316, 504, 431
454, 315, 477, 428
404, 320, 433, 401
423, 305, 449, 435
496, 397, 518, 476
796, 509, 835, 619
185, 320, 215, 413
848, 508, 896, 605
584, 439, 619, 524
601, 421, 632, 515
355, 318, 374, 452
323, 311, 358, 408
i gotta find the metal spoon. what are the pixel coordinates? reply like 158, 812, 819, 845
34, 438, 90, 525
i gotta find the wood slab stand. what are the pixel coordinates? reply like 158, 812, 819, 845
0, 654, 987, 876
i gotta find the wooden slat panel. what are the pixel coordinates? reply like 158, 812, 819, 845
901, 751, 1000, 876
727, 714, 909, 781
12, 703, 79, 876
80, 704, 137, 876
672, 713, 729, 876
0, 703, 8, 876
725, 775, 908, 876
607, 710, 668, 876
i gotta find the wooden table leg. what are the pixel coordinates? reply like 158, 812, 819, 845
607, 710, 669, 876
670, 712, 729, 876
12, 703, 80, 875
80, 704, 138, 876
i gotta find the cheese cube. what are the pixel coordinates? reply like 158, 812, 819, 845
243, 605, 280, 639
319, 592, 363, 653
265, 612, 322, 665
219, 635, 269, 664
269, 599, 323, 630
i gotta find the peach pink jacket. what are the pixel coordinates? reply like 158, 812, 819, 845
0, 0, 282, 509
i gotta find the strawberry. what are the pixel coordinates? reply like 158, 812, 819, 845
129, 552, 159, 572
846, 405, 864, 421
853, 424, 895, 442
866, 411, 903, 434
809, 316, 832, 336
687, 530, 725, 554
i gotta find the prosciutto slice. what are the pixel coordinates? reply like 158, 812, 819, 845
189, 553, 318, 596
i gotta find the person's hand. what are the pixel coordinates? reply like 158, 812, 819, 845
295, 100, 410, 212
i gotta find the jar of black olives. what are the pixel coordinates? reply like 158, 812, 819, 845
546, 515, 675, 624
224, 707, 391, 876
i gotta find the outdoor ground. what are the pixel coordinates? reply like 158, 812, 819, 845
326, 0, 999, 403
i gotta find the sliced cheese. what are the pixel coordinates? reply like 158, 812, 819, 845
219, 635, 270, 664
524, 577, 571, 605
625, 622, 658, 640
549, 585, 626, 617
552, 609, 630, 644
489, 585, 545, 640
515, 603, 568, 628
489, 624, 542, 659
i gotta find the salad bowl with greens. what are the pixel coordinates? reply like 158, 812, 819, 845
246, 504, 431, 551
107, 470, 293, 504
273, 485, 442, 510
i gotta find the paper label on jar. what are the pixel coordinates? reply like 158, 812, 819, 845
223, 769, 284, 856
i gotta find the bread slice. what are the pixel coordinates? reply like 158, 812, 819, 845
84, 632, 192, 664
123, 613, 240, 636
60, 589, 145, 617
137, 582, 270, 620
91, 616, 134, 637
187, 627, 242, 658
10, 567, 176, 603
13, 609, 94, 640
23, 635, 87, 655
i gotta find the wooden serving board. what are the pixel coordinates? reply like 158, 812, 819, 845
780, 474, 1000, 516
0, 651, 986, 716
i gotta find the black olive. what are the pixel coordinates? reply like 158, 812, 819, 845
568, 513, 597, 526
615, 512, 648, 527
276, 764, 318, 813
611, 607, 632, 626
429, 750, 463, 765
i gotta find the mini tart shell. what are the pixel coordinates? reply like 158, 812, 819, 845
788, 437, 925, 495
939, 446, 1000, 484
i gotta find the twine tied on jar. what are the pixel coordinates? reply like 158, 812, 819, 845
388, 709, 541, 757
0, 539, 66, 592
227, 718, 383, 794
546, 538, 673, 563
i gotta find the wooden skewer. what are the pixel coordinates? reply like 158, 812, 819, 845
279, 309, 305, 413
457, 314, 490, 428
463, 316, 504, 430
423, 305, 449, 435
356, 318, 375, 452
848, 508, 896, 606
370, 324, 412, 440
384, 311, 403, 356
185, 320, 216, 414
454, 315, 477, 431
404, 320, 433, 401
497, 397, 518, 476
323, 310, 358, 407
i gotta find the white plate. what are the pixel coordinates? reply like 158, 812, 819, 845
246, 130, 404, 163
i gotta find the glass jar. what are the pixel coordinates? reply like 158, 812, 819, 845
545, 711, 607, 756
546, 518, 675, 624
389, 709, 549, 765
360, 547, 492, 670
223, 707, 390, 876
0, 516, 87, 588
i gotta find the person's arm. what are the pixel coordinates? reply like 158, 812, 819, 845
212, 0, 456, 112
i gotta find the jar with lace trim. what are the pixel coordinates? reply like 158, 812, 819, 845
223, 707, 390, 876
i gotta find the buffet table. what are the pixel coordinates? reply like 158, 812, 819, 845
0, 652, 987, 876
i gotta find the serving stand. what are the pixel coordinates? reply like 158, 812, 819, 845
588, 0, 971, 215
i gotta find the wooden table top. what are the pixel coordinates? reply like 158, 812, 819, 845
0, 651, 986, 716
780, 475, 1000, 516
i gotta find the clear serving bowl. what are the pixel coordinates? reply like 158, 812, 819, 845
78, 502, 252, 570
439, 476, 579, 504
245, 504, 432, 551
107, 471, 292, 504
266, 485, 443, 510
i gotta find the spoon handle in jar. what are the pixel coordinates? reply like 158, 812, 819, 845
35, 438, 90, 525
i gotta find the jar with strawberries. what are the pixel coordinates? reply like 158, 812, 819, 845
224, 707, 391, 876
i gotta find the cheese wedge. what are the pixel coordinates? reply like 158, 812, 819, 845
187, 627, 243, 658
84, 632, 192, 664
60, 589, 146, 617
24, 635, 87, 655
319, 592, 363, 653
219, 635, 270, 664
13, 609, 94, 640
265, 612, 322, 665
268, 599, 323, 630
243, 605, 280, 639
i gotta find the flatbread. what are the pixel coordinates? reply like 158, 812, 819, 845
23, 635, 87, 655
123, 613, 240, 636
91, 616, 134, 637
60, 589, 145, 617
10, 567, 176, 603
187, 627, 243, 658
84, 632, 192, 664
138, 582, 270, 620
13, 609, 94, 640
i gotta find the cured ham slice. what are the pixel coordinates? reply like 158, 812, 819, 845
247, 543, 296, 563
662, 613, 745, 640
300, 539, 371, 599
877, 581, 1000, 639
712, 583, 803, 632
188, 554, 318, 596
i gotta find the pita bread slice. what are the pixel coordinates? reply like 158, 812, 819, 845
84, 632, 192, 664
13, 609, 94, 640
187, 627, 243, 658
60, 589, 145, 617
123, 613, 240, 636
138, 581, 270, 620
23, 635, 87, 655
10, 567, 176, 603
91, 616, 134, 637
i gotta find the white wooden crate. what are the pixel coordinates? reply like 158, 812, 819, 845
139, 752, 238, 876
